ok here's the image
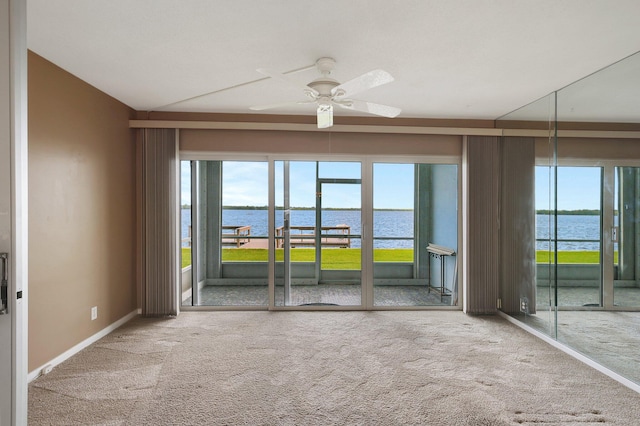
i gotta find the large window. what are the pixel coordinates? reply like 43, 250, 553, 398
181, 158, 459, 310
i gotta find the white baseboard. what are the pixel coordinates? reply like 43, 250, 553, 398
498, 311, 640, 394
28, 309, 139, 382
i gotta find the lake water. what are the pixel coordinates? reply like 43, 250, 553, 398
536, 214, 602, 250
182, 209, 414, 248
182, 209, 603, 250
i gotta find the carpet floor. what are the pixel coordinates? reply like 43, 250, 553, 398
29, 311, 640, 425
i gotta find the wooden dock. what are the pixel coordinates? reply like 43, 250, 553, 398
219, 225, 352, 248
275, 225, 351, 248
221, 225, 252, 247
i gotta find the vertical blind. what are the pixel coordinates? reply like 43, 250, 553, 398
465, 136, 500, 314
140, 128, 179, 316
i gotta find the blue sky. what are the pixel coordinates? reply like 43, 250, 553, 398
535, 166, 601, 210
182, 162, 603, 210
181, 161, 415, 209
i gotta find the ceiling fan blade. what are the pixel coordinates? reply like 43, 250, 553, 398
249, 100, 315, 111
331, 69, 394, 98
257, 68, 319, 97
337, 99, 401, 118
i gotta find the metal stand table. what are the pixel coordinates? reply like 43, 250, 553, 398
427, 243, 456, 302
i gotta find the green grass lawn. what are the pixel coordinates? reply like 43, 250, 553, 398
536, 250, 617, 264
181, 248, 413, 269
220, 248, 414, 270
182, 248, 191, 268
182, 247, 612, 269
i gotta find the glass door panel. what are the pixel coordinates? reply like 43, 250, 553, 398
372, 163, 458, 307
185, 160, 269, 307
613, 167, 640, 308
180, 161, 193, 305
274, 160, 317, 306
219, 161, 269, 305
275, 160, 363, 307
319, 182, 362, 305
556, 167, 602, 308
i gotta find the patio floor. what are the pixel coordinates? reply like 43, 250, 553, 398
182, 284, 453, 307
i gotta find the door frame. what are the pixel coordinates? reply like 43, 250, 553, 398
267, 154, 461, 310
275, 159, 366, 308
270, 156, 368, 309
1, 0, 28, 423
180, 152, 462, 311
543, 158, 640, 311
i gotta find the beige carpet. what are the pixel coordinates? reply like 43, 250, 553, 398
29, 311, 640, 425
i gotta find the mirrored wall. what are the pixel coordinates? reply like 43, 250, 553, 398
498, 50, 640, 386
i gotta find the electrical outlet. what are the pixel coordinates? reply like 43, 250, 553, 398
91, 306, 98, 321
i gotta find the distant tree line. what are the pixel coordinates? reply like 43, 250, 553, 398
536, 209, 602, 216
183, 205, 601, 215
181, 205, 412, 211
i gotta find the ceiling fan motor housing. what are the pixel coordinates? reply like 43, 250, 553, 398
306, 57, 343, 98
316, 57, 336, 74
307, 79, 340, 97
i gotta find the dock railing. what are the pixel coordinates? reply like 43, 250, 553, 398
186, 224, 353, 249
221, 225, 252, 247
275, 224, 351, 248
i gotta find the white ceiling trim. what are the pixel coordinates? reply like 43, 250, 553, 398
129, 120, 640, 139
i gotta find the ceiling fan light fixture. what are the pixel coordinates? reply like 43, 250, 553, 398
251, 58, 401, 129
317, 102, 333, 129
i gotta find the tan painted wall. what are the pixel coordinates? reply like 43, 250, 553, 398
181, 129, 462, 156
535, 137, 640, 160
28, 51, 137, 371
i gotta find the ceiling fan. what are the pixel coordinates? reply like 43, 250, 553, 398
250, 57, 401, 128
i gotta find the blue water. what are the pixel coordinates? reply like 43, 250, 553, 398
182, 209, 414, 248
182, 210, 603, 251
536, 214, 603, 250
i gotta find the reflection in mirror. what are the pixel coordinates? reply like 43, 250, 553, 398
499, 49, 640, 388
554, 166, 602, 308
555, 51, 640, 125
554, 51, 640, 387
498, 93, 557, 337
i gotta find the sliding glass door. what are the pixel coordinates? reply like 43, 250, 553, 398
182, 160, 269, 307
372, 163, 458, 307
533, 163, 640, 318
612, 166, 640, 309
556, 166, 603, 308
275, 160, 363, 307
181, 156, 460, 310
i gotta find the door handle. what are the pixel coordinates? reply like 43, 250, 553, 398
0, 253, 7, 315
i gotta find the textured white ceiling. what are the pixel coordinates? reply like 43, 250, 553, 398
27, 0, 640, 121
